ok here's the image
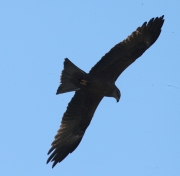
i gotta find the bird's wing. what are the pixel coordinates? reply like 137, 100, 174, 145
47, 90, 103, 168
89, 16, 164, 82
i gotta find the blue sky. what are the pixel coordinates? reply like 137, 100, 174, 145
1, 1, 180, 176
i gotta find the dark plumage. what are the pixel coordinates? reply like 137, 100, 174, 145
47, 16, 164, 168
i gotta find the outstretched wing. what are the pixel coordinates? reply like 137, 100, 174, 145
47, 90, 103, 168
89, 16, 164, 82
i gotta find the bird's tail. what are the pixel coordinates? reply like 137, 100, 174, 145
56, 58, 87, 94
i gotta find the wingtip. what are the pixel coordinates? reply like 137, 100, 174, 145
52, 161, 58, 168
159, 15, 164, 20
46, 158, 57, 169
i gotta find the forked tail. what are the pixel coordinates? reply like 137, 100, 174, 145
56, 58, 87, 94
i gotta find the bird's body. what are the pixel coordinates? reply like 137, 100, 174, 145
47, 16, 165, 168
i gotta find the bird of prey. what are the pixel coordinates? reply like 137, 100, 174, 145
47, 16, 164, 168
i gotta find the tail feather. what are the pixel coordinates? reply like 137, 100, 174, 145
56, 58, 87, 94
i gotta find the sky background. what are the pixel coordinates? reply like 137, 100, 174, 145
1, 1, 180, 176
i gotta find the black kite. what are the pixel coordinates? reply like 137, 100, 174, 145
47, 16, 164, 168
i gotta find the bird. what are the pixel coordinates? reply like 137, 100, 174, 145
47, 16, 164, 168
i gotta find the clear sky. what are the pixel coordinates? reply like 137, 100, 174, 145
1, 1, 180, 176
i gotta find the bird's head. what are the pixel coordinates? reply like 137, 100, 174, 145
112, 86, 121, 102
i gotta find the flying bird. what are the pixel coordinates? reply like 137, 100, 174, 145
47, 16, 164, 168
